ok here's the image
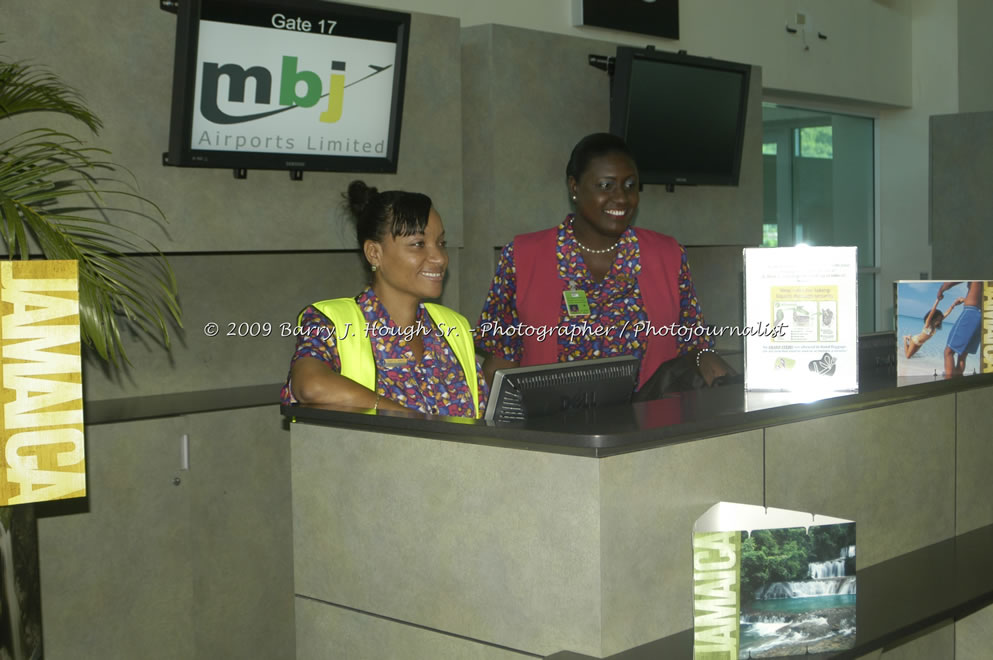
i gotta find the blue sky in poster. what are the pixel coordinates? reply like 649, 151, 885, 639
896, 281, 968, 323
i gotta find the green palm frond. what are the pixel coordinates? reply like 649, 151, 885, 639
1, 46, 182, 367
0, 57, 101, 132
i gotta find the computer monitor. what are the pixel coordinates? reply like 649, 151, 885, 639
485, 356, 640, 423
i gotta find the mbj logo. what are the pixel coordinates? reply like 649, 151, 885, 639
200, 56, 345, 125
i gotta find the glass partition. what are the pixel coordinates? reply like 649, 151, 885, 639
762, 103, 876, 333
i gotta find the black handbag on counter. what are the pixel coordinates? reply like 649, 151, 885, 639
632, 352, 741, 402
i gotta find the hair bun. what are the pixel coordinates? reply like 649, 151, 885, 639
345, 180, 378, 219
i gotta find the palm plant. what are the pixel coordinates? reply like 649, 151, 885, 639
0, 46, 182, 366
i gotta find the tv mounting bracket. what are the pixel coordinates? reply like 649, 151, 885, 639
588, 54, 614, 75
589, 46, 690, 74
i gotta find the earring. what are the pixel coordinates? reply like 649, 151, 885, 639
571, 195, 576, 201
371, 265, 378, 272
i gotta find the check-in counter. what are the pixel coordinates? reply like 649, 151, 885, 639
285, 373, 993, 659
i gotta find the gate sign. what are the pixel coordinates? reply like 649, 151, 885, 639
1, 260, 85, 506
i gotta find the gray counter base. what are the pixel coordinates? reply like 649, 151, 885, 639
295, 596, 538, 660
290, 380, 993, 658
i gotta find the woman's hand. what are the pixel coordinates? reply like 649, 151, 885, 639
482, 354, 519, 387
290, 357, 406, 411
696, 350, 733, 386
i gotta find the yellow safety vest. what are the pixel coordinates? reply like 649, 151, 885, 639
301, 298, 480, 418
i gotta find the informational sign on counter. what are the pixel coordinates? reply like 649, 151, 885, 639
743, 247, 858, 392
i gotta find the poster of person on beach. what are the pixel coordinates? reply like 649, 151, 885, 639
895, 280, 993, 379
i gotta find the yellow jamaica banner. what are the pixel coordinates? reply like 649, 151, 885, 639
0, 260, 85, 505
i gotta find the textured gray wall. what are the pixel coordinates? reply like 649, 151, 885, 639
930, 111, 993, 278
3, 1, 464, 399
3, 1, 463, 253
79, 248, 461, 400
957, 0, 993, 113
460, 24, 763, 322
292, 424, 602, 657
4, 2, 461, 657
599, 430, 764, 654
5, 4, 770, 657
4, 4, 763, 390
37, 407, 295, 660
36, 417, 194, 660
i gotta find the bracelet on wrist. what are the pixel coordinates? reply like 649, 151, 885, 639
696, 348, 718, 369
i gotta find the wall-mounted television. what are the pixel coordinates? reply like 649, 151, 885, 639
164, 0, 410, 176
609, 46, 751, 187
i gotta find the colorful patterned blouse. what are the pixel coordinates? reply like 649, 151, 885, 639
281, 288, 488, 418
475, 216, 713, 370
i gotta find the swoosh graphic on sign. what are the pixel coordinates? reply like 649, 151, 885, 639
205, 64, 393, 125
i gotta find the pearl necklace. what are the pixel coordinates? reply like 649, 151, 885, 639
569, 215, 622, 254
574, 236, 620, 254
573, 224, 621, 254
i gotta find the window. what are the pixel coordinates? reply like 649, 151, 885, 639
796, 126, 833, 159
762, 103, 876, 333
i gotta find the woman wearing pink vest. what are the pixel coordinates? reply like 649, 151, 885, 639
476, 133, 730, 391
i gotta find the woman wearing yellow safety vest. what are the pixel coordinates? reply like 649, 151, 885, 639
281, 181, 487, 419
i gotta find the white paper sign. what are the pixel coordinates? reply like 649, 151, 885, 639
743, 247, 858, 392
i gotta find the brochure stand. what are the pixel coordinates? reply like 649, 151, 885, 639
743, 247, 858, 393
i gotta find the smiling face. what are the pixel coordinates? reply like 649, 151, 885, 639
568, 151, 640, 247
365, 208, 448, 308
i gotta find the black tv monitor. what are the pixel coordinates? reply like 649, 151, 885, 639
485, 356, 640, 423
164, 0, 410, 175
609, 46, 751, 187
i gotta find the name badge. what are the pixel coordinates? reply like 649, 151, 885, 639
563, 289, 591, 317
383, 358, 409, 367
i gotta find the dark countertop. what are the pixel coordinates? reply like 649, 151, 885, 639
81, 370, 993, 459
284, 371, 993, 458
84, 383, 282, 425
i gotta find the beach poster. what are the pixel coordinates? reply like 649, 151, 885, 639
895, 280, 993, 379
693, 502, 856, 659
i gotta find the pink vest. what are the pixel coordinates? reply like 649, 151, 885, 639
514, 225, 681, 390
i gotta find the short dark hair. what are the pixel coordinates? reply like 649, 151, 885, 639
566, 133, 637, 181
926, 309, 945, 329
343, 179, 433, 254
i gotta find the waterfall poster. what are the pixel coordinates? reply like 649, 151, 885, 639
692, 502, 856, 659
895, 280, 993, 379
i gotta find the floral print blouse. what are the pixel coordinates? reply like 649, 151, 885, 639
282, 288, 487, 418
475, 216, 712, 372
